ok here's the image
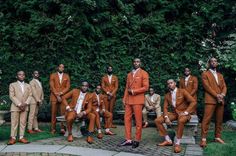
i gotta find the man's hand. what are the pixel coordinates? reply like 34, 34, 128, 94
217, 94, 224, 104
128, 89, 133, 95
164, 116, 172, 125
179, 111, 189, 116
19, 103, 27, 112
57, 96, 62, 103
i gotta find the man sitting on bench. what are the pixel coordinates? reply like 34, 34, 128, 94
155, 79, 196, 153
91, 84, 115, 139
62, 81, 95, 143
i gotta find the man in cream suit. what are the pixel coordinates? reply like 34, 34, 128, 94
8, 71, 32, 145
142, 87, 161, 128
27, 71, 44, 134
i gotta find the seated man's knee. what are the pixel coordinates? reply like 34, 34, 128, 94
155, 116, 164, 124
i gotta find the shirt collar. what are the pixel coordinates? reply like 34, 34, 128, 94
185, 75, 191, 79
209, 69, 217, 73
171, 88, 177, 94
58, 72, 63, 75
132, 68, 140, 73
17, 80, 24, 85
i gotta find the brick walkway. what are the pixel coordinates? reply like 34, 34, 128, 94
0, 125, 203, 156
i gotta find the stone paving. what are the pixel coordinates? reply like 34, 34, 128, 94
0, 124, 203, 156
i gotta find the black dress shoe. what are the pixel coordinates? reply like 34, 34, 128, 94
119, 140, 133, 146
132, 141, 139, 148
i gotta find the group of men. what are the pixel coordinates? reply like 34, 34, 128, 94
7, 57, 227, 154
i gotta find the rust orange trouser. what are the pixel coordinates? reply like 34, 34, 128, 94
93, 111, 112, 129
104, 96, 116, 124
66, 111, 95, 135
124, 104, 143, 141
201, 103, 224, 138
155, 112, 190, 139
51, 101, 66, 130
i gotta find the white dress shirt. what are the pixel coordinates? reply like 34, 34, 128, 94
58, 72, 63, 84
96, 93, 100, 112
18, 81, 25, 93
209, 69, 219, 84
171, 88, 177, 108
108, 75, 112, 84
132, 68, 140, 77
150, 94, 155, 103
74, 92, 86, 114
185, 75, 191, 86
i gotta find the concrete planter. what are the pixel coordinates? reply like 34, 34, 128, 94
0, 110, 9, 126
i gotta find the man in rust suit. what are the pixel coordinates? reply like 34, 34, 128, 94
200, 57, 227, 148
62, 81, 95, 143
179, 67, 198, 112
101, 65, 118, 128
120, 58, 149, 148
50, 64, 70, 134
91, 85, 115, 139
155, 79, 196, 153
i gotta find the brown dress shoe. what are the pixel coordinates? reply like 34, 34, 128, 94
67, 134, 73, 142
111, 125, 117, 128
7, 138, 16, 145
60, 129, 66, 135
215, 138, 225, 144
174, 144, 182, 153
143, 122, 149, 128
97, 133, 103, 139
157, 140, 173, 146
87, 136, 93, 144
105, 130, 116, 135
34, 129, 43, 133
51, 129, 56, 134
200, 140, 207, 148
27, 130, 36, 134
18, 138, 30, 144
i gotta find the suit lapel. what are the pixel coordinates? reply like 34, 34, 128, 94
208, 71, 219, 86
175, 89, 180, 106
186, 75, 192, 87
129, 69, 141, 88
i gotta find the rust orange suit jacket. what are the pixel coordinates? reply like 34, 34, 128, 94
50, 72, 70, 102
202, 70, 227, 104
90, 92, 106, 112
179, 75, 198, 100
163, 88, 197, 116
101, 75, 119, 96
123, 69, 149, 105
62, 89, 92, 115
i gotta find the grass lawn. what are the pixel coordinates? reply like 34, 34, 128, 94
0, 123, 60, 143
203, 130, 236, 156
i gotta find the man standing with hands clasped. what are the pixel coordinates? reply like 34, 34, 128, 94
8, 71, 32, 145
200, 57, 227, 148
50, 64, 70, 134
120, 58, 149, 148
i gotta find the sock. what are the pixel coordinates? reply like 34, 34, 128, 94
126, 139, 132, 143
98, 129, 102, 133
165, 135, 172, 142
34, 128, 39, 130
105, 128, 110, 133
19, 136, 24, 139
215, 137, 220, 140
81, 121, 85, 126
176, 138, 181, 145
202, 138, 206, 141
12, 136, 16, 139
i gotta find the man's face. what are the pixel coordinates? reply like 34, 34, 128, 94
33, 71, 40, 79
209, 58, 218, 69
81, 82, 89, 93
184, 68, 191, 76
107, 66, 113, 74
17, 71, 25, 82
167, 80, 176, 91
95, 85, 101, 94
58, 64, 65, 73
149, 88, 154, 95
133, 59, 141, 69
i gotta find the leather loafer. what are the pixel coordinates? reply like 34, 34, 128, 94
215, 138, 225, 144
132, 141, 139, 148
157, 140, 173, 146
87, 136, 93, 144
18, 138, 30, 144
119, 140, 133, 146
97, 133, 103, 139
67, 134, 73, 142
174, 144, 182, 153
7, 138, 16, 145
200, 140, 207, 148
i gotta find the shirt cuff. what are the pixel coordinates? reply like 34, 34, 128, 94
164, 115, 168, 119
96, 108, 99, 112
83, 111, 86, 115
184, 111, 189, 115
66, 106, 70, 110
